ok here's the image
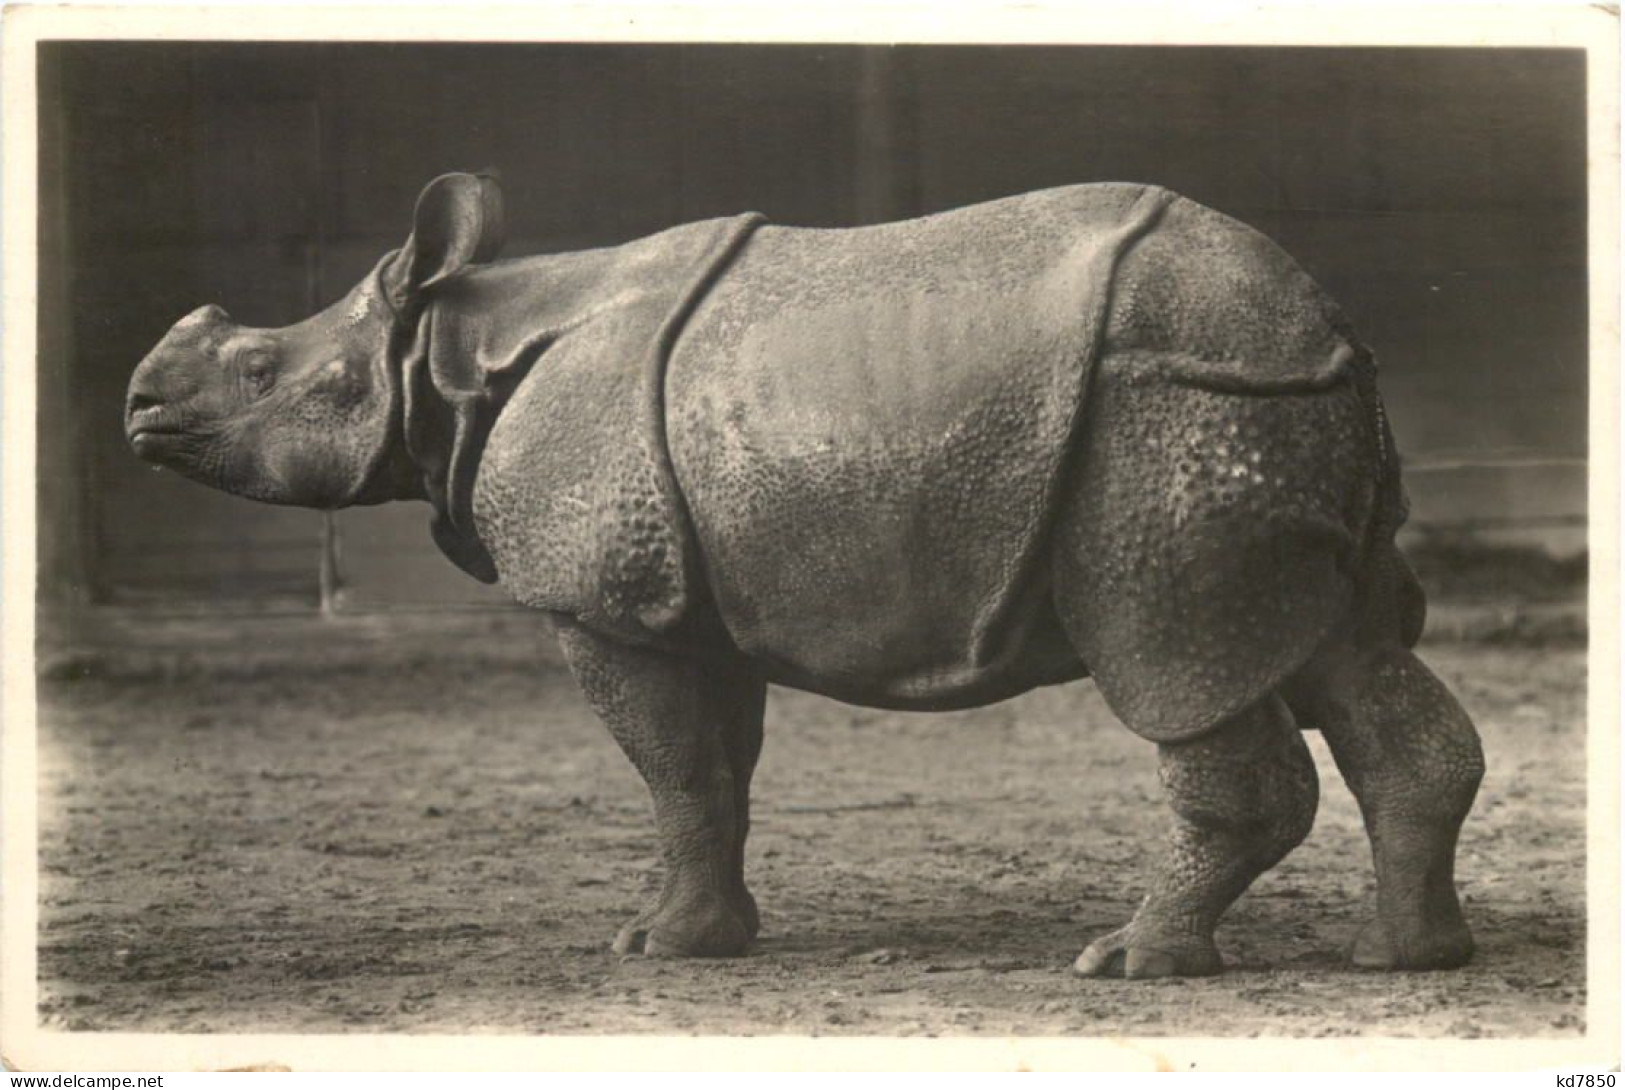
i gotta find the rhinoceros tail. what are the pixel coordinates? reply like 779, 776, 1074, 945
1344, 336, 1428, 649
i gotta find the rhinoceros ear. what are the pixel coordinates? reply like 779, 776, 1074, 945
385, 172, 505, 307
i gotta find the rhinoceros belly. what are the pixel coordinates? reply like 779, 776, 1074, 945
667, 185, 1167, 709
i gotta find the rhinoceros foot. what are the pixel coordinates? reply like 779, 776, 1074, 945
1071, 924, 1223, 979
1350, 917, 1475, 971
612, 886, 753, 959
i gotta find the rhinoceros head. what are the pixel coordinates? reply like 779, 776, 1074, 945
125, 172, 504, 510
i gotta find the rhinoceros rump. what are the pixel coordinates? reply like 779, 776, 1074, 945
127, 174, 1484, 977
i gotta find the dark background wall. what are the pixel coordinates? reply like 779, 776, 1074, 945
37, 43, 1588, 613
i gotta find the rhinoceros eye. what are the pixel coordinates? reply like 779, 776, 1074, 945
240, 350, 277, 397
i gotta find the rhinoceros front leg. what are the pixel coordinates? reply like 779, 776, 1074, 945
554, 617, 766, 958
1074, 695, 1319, 978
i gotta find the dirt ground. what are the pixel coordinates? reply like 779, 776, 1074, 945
35, 640, 1586, 1037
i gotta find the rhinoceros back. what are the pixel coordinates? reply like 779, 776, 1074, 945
667, 184, 1173, 707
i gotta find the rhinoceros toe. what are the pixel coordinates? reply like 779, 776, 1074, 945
1072, 925, 1223, 979
1350, 917, 1475, 971
612, 891, 752, 959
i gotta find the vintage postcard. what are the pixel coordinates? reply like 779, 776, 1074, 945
1, 1, 1618, 1072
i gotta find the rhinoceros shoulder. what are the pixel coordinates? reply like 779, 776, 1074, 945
470, 214, 764, 637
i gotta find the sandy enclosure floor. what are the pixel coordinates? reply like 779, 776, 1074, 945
36, 643, 1585, 1037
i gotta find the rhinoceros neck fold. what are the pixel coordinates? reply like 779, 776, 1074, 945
396, 248, 672, 583
336, 259, 431, 509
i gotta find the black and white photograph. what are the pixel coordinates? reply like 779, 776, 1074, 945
1, 2, 1617, 1072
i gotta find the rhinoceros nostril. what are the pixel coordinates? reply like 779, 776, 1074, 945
127, 390, 163, 414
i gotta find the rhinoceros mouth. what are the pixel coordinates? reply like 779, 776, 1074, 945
128, 426, 185, 463
126, 409, 192, 464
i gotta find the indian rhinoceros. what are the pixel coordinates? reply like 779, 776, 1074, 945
125, 172, 1484, 978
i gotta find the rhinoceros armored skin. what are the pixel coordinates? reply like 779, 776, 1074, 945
126, 174, 1485, 978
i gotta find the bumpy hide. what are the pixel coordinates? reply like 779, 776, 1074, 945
457, 215, 763, 634
453, 184, 1374, 726
666, 185, 1377, 721
1105, 194, 1355, 390
1057, 371, 1374, 741
1051, 194, 1386, 741
668, 185, 1177, 706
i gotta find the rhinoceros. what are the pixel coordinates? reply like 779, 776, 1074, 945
126, 172, 1483, 978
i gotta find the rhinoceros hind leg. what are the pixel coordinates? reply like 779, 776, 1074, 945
1054, 366, 1368, 745
1074, 694, 1318, 978
554, 618, 765, 958
1284, 637, 1483, 970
